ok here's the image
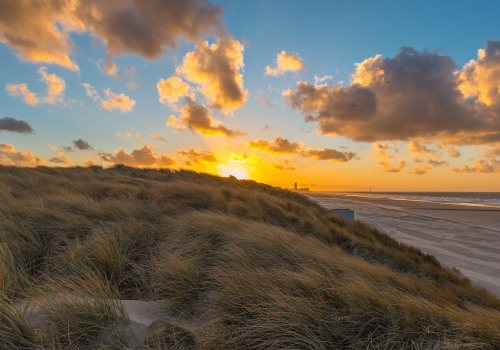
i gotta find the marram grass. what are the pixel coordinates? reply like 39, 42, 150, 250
0, 165, 498, 349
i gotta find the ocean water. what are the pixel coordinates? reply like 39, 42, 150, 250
321, 192, 500, 208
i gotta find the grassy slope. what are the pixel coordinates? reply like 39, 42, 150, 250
0, 165, 498, 349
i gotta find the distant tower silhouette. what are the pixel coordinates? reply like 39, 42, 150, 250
294, 182, 297, 190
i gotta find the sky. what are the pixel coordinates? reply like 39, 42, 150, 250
1, 0, 500, 191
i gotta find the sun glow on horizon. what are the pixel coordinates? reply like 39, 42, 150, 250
218, 164, 249, 179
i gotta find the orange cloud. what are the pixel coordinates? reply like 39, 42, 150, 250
284, 44, 500, 145
157, 76, 191, 105
177, 148, 218, 166
272, 160, 295, 171
49, 152, 75, 164
246, 137, 301, 154
408, 165, 429, 175
81, 83, 100, 101
453, 159, 500, 173
370, 142, 406, 173
101, 88, 136, 113
265, 50, 305, 76
301, 148, 355, 162
98, 59, 140, 88
100, 145, 175, 168
177, 38, 246, 112
459, 41, 500, 106
246, 136, 355, 162
168, 97, 244, 137
0, 143, 45, 166
0, 0, 224, 70
38, 66, 65, 105
5, 84, 39, 105
150, 133, 166, 141
6, 67, 66, 106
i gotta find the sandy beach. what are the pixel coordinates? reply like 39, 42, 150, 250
303, 192, 500, 296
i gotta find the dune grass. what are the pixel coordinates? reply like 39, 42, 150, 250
0, 165, 498, 349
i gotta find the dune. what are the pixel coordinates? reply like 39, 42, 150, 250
0, 165, 499, 349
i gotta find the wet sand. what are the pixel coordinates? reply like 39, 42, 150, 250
303, 192, 500, 296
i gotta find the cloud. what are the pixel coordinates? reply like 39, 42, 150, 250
49, 152, 75, 164
0, 117, 33, 134
301, 148, 355, 162
284, 44, 500, 145
265, 51, 305, 76
370, 142, 406, 173
73, 139, 94, 151
100, 145, 176, 168
157, 76, 191, 105
315, 75, 333, 85
168, 97, 244, 137
177, 148, 218, 165
116, 132, 144, 140
484, 145, 500, 157
0, 1, 79, 71
38, 66, 66, 104
0, 0, 224, 71
5, 84, 39, 105
246, 136, 301, 154
150, 133, 166, 141
453, 159, 500, 173
272, 161, 295, 171
458, 40, 500, 106
254, 90, 274, 107
408, 140, 438, 155
0, 143, 45, 166
426, 159, 448, 167
81, 83, 100, 101
6, 67, 66, 105
98, 59, 141, 89
376, 160, 407, 173
246, 136, 355, 162
177, 38, 246, 112
101, 88, 136, 112
408, 165, 429, 175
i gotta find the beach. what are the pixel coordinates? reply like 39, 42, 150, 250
303, 192, 500, 296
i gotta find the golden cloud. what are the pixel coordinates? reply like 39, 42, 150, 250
245, 136, 355, 162
458, 41, 500, 106
245, 137, 301, 154
0, 143, 45, 166
49, 152, 75, 164
177, 38, 246, 112
370, 142, 406, 173
101, 88, 136, 113
38, 66, 65, 104
177, 148, 218, 166
100, 145, 176, 168
453, 159, 500, 173
265, 50, 305, 76
284, 44, 500, 146
157, 76, 191, 105
6, 67, 66, 106
168, 97, 244, 137
5, 84, 39, 105
408, 165, 429, 175
0, 0, 224, 70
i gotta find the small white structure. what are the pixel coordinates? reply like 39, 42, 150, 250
331, 209, 354, 221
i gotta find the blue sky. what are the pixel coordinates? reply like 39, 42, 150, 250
1, 0, 500, 190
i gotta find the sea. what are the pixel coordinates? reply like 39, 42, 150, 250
319, 192, 500, 208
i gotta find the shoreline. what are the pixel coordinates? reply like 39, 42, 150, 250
303, 192, 500, 296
